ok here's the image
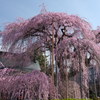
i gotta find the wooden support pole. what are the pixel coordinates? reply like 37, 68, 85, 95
51, 24, 55, 81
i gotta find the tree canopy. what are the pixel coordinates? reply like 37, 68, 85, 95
0, 12, 100, 99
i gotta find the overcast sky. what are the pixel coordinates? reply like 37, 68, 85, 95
0, 0, 100, 30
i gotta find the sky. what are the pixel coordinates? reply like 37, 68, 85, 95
0, 0, 100, 30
